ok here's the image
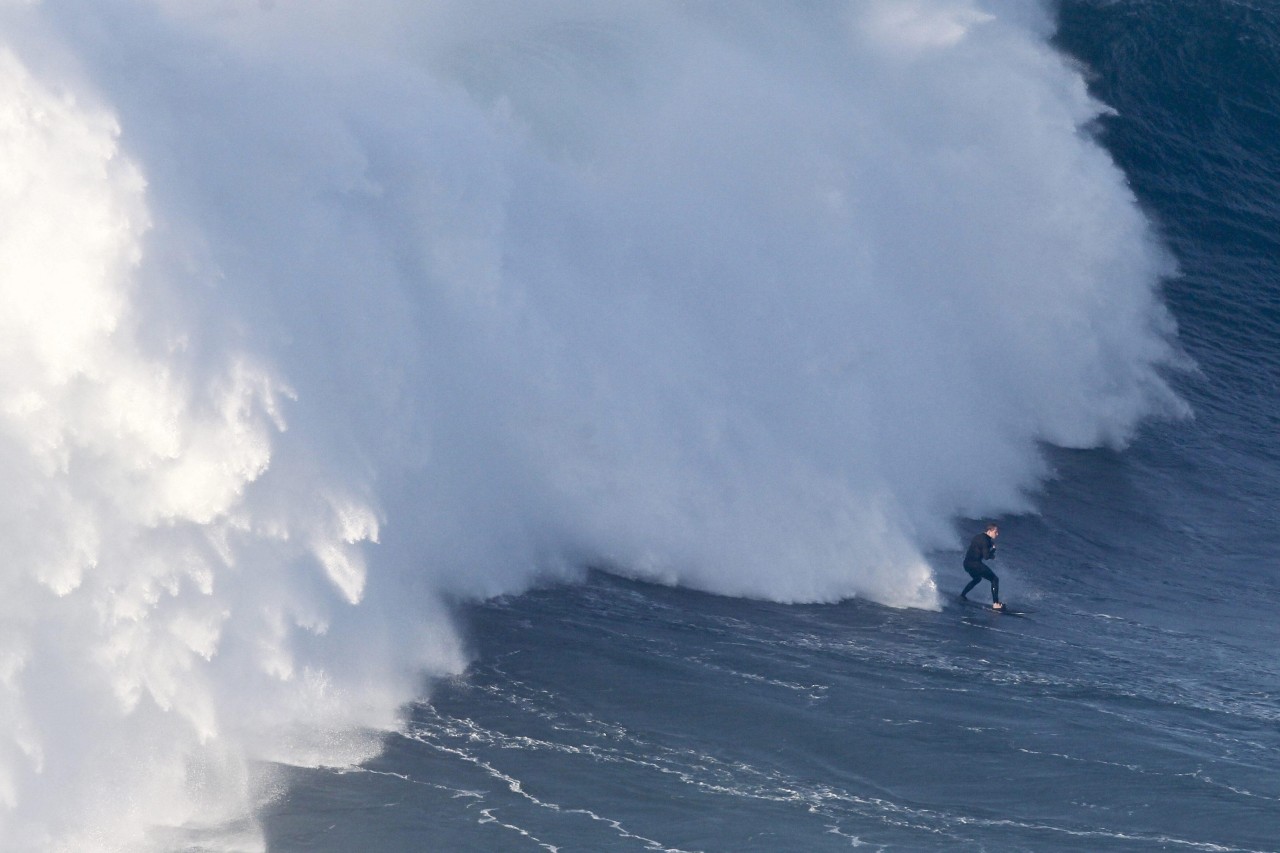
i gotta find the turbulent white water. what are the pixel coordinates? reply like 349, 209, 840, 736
0, 0, 1184, 848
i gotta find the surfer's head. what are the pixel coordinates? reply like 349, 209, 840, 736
986, 523, 999, 538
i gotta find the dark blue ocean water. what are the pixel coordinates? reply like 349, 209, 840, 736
263, 2, 1280, 850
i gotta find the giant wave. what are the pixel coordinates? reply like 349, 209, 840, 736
0, 0, 1184, 848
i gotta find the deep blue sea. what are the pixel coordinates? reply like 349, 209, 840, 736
257, 2, 1280, 851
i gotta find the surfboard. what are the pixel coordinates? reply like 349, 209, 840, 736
959, 597, 1031, 617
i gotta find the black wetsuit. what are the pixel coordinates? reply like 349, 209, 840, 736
961, 532, 999, 603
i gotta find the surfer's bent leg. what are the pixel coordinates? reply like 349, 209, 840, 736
965, 562, 999, 603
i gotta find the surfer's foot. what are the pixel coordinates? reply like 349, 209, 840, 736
992, 602, 1004, 610
959, 593, 968, 600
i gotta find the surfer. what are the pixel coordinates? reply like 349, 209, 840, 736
960, 523, 1002, 610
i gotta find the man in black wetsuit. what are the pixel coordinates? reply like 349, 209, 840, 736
960, 523, 1003, 610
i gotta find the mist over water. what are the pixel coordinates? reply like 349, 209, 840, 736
0, 1, 1185, 848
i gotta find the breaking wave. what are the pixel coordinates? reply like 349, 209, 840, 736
0, 0, 1183, 848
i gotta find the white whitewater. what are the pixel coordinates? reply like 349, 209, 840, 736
0, 1, 1183, 848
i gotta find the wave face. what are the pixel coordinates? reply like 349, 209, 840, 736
0, 1, 1184, 848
